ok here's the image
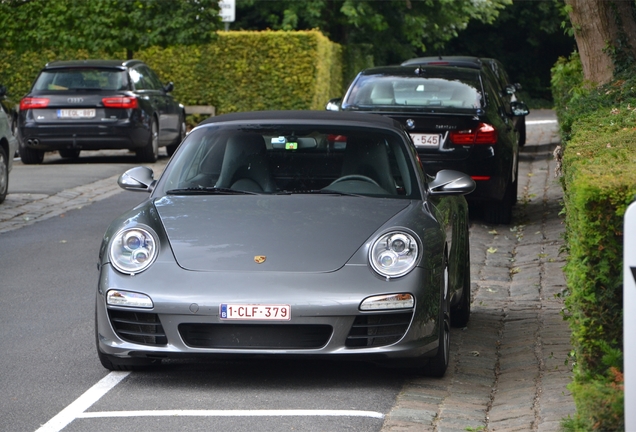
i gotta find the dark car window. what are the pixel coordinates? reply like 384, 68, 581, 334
159, 124, 421, 199
32, 68, 128, 91
344, 71, 482, 110
129, 66, 163, 91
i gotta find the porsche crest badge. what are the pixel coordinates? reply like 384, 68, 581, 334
254, 255, 266, 264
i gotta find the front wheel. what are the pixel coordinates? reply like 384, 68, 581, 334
167, 116, 186, 157
423, 292, 451, 378
0, 146, 8, 203
451, 238, 471, 328
136, 118, 159, 163
423, 265, 451, 377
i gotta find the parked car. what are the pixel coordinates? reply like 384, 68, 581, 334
400, 56, 529, 146
327, 64, 529, 224
17, 59, 186, 164
0, 85, 18, 204
0, 85, 18, 137
95, 110, 475, 377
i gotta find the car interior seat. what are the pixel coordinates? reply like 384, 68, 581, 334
340, 136, 396, 194
370, 82, 396, 105
215, 132, 276, 193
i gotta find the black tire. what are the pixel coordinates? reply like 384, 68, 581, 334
59, 149, 80, 159
518, 119, 527, 147
167, 116, 186, 157
423, 265, 451, 377
451, 238, 471, 328
136, 117, 159, 163
18, 135, 44, 164
0, 146, 8, 203
483, 182, 513, 225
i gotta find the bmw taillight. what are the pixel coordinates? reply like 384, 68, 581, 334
102, 96, 138, 109
20, 97, 50, 110
449, 123, 497, 145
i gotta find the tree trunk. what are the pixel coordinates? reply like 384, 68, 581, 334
565, 0, 636, 85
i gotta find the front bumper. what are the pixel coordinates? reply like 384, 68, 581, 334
96, 262, 442, 362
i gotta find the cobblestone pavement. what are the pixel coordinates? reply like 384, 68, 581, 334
0, 111, 575, 431
382, 110, 575, 431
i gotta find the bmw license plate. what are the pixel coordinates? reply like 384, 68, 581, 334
410, 133, 441, 148
220, 304, 291, 320
57, 109, 96, 119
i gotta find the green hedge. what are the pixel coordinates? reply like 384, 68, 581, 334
552, 53, 636, 431
0, 30, 343, 115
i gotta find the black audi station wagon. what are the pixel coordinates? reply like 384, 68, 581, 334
328, 64, 529, 224
17, 59, 186, 164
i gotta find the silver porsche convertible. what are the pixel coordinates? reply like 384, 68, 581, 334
95, 110, 475, 377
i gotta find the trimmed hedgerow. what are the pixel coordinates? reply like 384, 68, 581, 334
552, 52, 636, 431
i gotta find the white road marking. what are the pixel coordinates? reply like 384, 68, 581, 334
78, 409, 385, 419
526, 119, 558, 125
35, 371, 130, 432
35, 370, 384, 430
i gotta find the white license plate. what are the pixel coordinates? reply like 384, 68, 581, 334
220, 304, 291, 320
57, 109, 96, 119
410, 133, 441, 148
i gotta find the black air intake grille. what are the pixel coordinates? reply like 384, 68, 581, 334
346, 311, 413, 348
108, 310, 167, 346
179, 323, 332, 349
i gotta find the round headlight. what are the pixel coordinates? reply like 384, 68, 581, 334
369, 231, 419, 278
109, 226, 158, 275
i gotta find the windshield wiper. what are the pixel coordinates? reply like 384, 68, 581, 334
276, 189, 362, 197
166, 187, 258, 195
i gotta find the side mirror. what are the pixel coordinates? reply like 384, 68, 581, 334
164, 82, 174, 93
325, 98, 342, 111
118, 166, 156, 192
428, 170, 475, 196
510, 101, 529, 117
0, 85, 6, 98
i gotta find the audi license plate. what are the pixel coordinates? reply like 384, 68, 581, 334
410, 133, 441, 148
220, 304, 291, 320
57, 109, 96, 119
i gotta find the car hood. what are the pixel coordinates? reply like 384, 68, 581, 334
153, 195, 410, 273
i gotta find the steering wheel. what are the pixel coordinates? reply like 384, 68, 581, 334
329, 174, 380, 187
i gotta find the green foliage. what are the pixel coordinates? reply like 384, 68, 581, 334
0, 0, 221, 58
0, 31, 343, 115
233, 0, 511, 66
562, 367, 624, 431
444, 0, 576, 106
138, 31, 342, 114
552, 51, 636, 431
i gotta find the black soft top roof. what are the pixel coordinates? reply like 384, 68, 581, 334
200, 110, 404, 130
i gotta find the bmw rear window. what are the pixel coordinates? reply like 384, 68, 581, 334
32, 68, 128, 92
343, 69, 483, 110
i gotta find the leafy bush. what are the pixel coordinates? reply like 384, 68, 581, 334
552, 53, 636, 431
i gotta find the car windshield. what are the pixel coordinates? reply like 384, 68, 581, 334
343, 72, 482, 110
159, 124, 421, 199
32, 68, 128, 91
